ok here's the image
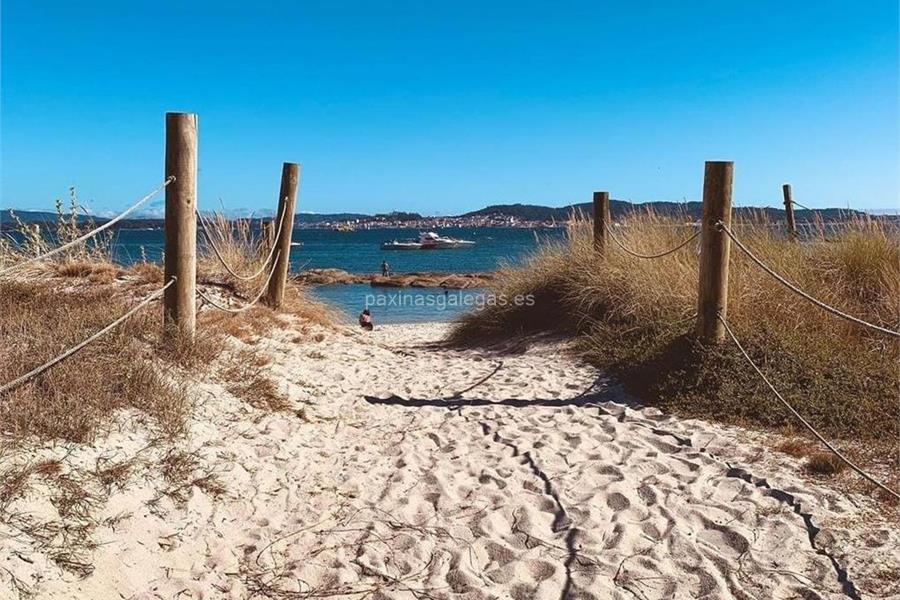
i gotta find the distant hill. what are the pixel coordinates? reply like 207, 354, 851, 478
295, 212, 369, 224
462, 204, 570, 221
462, 201, 705, 221
463, 201, 871, 223
1, 202, 886, 232
0, 209, 105, 227
371, 211, 424, 222
296, 211, 424, 223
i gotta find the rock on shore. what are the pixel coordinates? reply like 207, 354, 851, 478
294, 268, 493, 289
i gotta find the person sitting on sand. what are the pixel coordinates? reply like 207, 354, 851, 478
381, 260, 390, 277
359, 308, 374, 331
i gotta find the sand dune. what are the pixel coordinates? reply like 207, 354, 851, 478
1, 323, 896, 599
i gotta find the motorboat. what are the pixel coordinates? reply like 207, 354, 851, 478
381, 232, 475, 250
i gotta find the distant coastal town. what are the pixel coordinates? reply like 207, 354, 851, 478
301, 212, 561, 230
2, 201, 890, 232
287, 201, 889, 231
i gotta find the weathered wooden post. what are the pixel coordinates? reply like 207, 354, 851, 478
593, 191, 610, 253
782, 183, 797, 238
266, 162, 300, 309
164, 112, 198, 338
695, 161, 734, 343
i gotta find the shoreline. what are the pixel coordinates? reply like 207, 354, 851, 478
295, 268, 494, 288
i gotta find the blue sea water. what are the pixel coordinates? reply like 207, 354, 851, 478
105, 226, 564, 322
314, 284, 491, 324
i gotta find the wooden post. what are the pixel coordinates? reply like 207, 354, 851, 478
163, 112, 198, 338
266, 162, 300, 309
695, 161, 734, 343
782, 183, 796, 238
593, 191, 610, 253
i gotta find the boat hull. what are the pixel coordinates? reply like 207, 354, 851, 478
381, 243, 422, 250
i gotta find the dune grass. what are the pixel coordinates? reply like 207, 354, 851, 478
449, 212, 899, 492
0, 198, 185, 442
197, 212, 271, 285
0, 206, 332, 443
0, 280, 190, 442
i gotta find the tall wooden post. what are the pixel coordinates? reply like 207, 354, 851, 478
695, 161, 734, 344
593, 191, 610, 253
782, 183, 796, 238
164, 112, 198, 338
266, 162, 300, 309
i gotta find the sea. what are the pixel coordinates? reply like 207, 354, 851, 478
106, 226, 565, 323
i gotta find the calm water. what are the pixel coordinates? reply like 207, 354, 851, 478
105, 226, 563, 322
314, 284, 491, 324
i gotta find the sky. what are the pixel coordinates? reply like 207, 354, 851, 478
1, 0, 898, 216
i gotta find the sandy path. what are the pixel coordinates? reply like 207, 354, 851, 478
2, 323, 896, 599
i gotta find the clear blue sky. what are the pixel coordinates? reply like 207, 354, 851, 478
1, 0, 897, 215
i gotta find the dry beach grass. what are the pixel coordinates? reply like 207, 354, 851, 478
0, 280, 188, 442
449, 212, 900, 499
0, 206, 328, 439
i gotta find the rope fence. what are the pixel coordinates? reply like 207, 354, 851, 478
196, 250, 281, 313
0, 177, 174, 278
592, 172, 898, 503
605, 224, 700, 259
196, 202, 287, 281
0, 279, 174, 395
1, 132, 300, 390
717, 314, 900, 501
718, 222, 900, 338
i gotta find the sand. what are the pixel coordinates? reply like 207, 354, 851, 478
1, 322, 897, 599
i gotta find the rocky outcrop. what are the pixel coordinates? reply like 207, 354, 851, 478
294, 268, 363, 285
294, 269, 493, 289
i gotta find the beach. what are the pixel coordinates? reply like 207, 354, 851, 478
3, 321, 896, 599
3, 2, 898, 598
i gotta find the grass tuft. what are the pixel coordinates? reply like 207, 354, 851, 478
806, 452, 848, 476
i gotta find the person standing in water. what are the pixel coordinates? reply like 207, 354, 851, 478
381, 260, 390, 277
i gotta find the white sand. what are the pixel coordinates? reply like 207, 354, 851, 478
2, 322, 897, 599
